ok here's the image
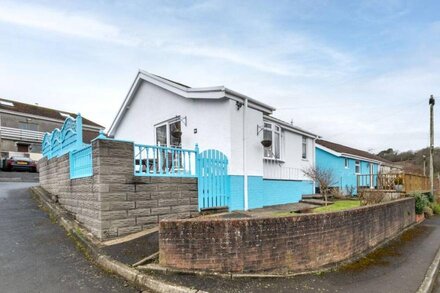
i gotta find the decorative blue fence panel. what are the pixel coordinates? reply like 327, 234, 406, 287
70, 145, 93, 179
42, 133, 51, 158
42, 114, 83, 159
134, 144, 198, 177
197, 149, 229, 210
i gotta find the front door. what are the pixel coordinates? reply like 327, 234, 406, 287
17, 143, 29, 153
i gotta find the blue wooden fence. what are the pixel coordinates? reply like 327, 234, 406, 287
133, 144, 230, 210
134, 144, 198, 177
42, 114, 84, 159
197, 149, 229, 210
70, 145, 93, 179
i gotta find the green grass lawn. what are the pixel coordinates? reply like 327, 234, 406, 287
313, 200, 361, 213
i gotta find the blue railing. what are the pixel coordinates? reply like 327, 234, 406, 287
70, 145, 93, 179
134, 144, 198, 177
42, 114, 84, 159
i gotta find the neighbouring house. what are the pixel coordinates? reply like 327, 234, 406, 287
0, 98, 103, 161
108, 70, 319, 211
316, 139, 387, 195
379, 160, 404, 175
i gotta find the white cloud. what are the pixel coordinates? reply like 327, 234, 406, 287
0, 1, 437, 153
0, 1, 356, 80
0, 1, 137, 45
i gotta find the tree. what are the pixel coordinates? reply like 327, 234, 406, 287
302, 166, 337, 206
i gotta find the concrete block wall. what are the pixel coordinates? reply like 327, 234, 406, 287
39, 138, 198, 240
159, 197, 415, 273
39, 154, 102, 236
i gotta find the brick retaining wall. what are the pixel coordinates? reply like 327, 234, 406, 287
159, 197, 415, 273
39, 139, 198, 240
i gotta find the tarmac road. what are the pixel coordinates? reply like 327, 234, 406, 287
0, 182, 139, 293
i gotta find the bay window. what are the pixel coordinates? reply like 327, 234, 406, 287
263, 122, 281, 159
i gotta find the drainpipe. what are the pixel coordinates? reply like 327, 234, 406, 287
243, 98, 248, 211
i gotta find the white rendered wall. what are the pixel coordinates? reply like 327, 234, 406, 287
263, 131, 315, 181
229, 100, 264, 176
113, 81, 232, 158
113, 80, 316, 179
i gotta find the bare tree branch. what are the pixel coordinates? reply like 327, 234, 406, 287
302, 166, 337, 205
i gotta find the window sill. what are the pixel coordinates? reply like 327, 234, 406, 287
263, 157, 285, 163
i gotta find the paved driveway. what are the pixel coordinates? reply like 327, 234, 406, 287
0, 182, 139, 293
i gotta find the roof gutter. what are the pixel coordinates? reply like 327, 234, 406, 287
263, 115, 318, 138
224, 88, 275, 114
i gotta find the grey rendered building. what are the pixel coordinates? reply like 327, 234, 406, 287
0, 98, 103, 160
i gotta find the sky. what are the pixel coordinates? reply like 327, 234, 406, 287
0, 0, 439, 153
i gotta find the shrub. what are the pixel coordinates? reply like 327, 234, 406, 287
423, 192, 434, 203
412, 192, 429, 215
424, 206, 434, 218
330, 188, 345, 199
431, 203, 440, 215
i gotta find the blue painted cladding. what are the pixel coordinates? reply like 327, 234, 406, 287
229, 175, 314, 211
249, 177, 314, 209
229, 176, 245, 211
315, 147, 379, 195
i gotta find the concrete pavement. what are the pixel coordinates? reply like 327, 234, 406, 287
0, 182, 139, 293
433, 267, 440, 292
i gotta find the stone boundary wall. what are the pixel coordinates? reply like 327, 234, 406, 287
39, 139, 198, 240
159, 197, 415, 273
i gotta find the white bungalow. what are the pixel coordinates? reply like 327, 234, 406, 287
108, 70, 318, 211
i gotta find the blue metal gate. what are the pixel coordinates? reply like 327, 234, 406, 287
197, 149, 229, 210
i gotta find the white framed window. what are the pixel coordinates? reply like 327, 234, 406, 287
155, 118, 182, 148
302, 136, 307, 159
263, 122, 281, 159
344, 158, 349, 168
355, 160, 360, 174
155, 124, 167, 146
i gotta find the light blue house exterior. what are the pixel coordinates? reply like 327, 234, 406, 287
316, 140, 383, 195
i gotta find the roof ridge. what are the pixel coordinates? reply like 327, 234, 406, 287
0, 97, 103, 128
0, 97, 77, 116
316, 139, 386, 163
